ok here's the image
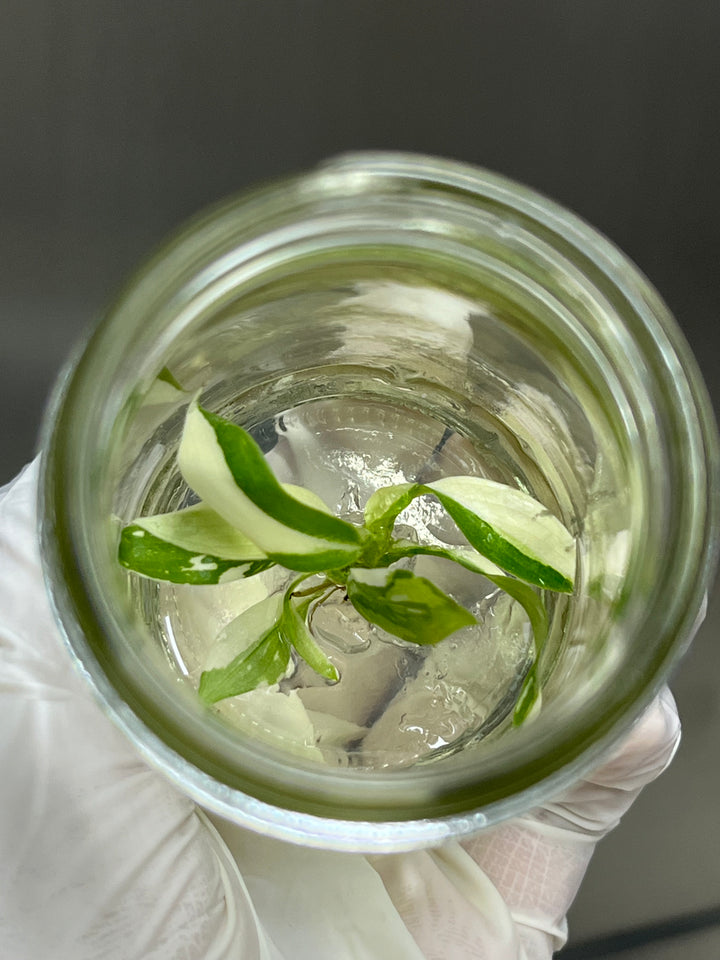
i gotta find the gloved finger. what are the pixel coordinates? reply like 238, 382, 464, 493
0, 461, 277, 960
369, 690, 683, 960
536, 686, 681, 834
212, 819, 429, 960
368, 843, 526, 960
458, 688, 682, 958
582, 686, 681, 789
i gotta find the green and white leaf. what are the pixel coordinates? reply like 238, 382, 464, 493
178, 401, 363, 573
119, 503, 273, 584
126, 502, 266, 559
202, 592, 283, 671
426, 477, 575, 592
198, 593, 292, 703
513, 668, 541, 726
119, 483, 330, 584
365, 478, 575, 592
383, 539, 506, 578
346, 567, 476, 645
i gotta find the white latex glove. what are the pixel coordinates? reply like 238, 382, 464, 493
0, 461, 681, 960
0, 461, 278, 960
368, 686, 680, 959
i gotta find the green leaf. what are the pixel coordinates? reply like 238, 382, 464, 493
488, 574, 548, 651
157, 366, 184, 391
363, 482, 418, 541
178, 400, 363, 573
383, 540, 547, 643
383, 540, 548, 667
502, 578, 550, 726
118, 503, 274, 584
141, 367, 188, 407
282, 590, 339, 682
198, 594, 291, 703
346, 567, 476, 645
379, 537, 550, 725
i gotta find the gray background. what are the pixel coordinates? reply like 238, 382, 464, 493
2, 3, 719, 956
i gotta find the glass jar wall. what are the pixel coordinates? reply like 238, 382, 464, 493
39, 153, 718, 851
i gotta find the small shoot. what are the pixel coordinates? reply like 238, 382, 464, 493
119, 401, 576, 725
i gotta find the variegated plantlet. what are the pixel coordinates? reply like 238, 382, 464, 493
119, 399, 576, 725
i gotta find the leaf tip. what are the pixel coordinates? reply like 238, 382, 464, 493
197, 670, 216, 705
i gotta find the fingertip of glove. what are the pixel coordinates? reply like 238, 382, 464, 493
592, 685, 681, 790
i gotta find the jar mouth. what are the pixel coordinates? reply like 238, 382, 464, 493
39, 152, 719, 850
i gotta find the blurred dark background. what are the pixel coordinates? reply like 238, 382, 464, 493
2, 3, 718, 956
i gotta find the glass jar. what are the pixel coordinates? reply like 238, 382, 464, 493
39, 153, 719, 851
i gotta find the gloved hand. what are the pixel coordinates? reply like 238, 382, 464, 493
367, 686, 680, 959
0, 460, 681, 960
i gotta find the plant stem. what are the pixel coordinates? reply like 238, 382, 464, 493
288, 576, 331, 599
